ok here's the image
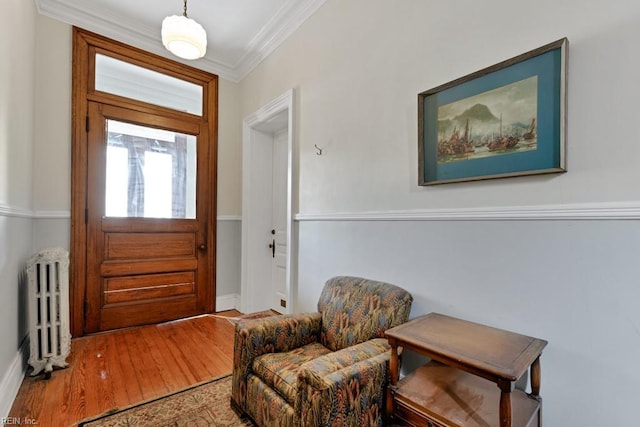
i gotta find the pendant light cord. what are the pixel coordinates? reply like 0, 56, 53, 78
183, 0, 188, 18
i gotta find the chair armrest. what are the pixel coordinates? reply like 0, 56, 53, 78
297, 339, 390, 426
231, 312, 322, 411
235, 312, 322, 355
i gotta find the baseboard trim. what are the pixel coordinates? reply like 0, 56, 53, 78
295, 201, 640, 222
0, 340, 27, 419
216, 293, 240, 312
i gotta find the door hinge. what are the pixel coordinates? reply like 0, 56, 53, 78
85, 115, 89, 133
85, 208, 88, 224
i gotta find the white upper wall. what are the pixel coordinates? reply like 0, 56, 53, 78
217, 79, 242, 216
240, 0, 640, 214
33, 14, 71, 213
0, 0, 37, 415
0, 0, 36, 209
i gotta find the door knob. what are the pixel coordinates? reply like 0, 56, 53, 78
199, 244, 207, 251
268, 239, 275, 258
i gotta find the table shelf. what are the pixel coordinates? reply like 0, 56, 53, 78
385, 313, 547, 427
392, 362, 540, 427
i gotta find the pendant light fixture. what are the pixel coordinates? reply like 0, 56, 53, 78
161, 0, 207, 60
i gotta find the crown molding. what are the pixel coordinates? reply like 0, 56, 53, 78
234, 0, 328, 81
35, 0, 238, 80
35, 0, 327, 82
295, 201, 640, 222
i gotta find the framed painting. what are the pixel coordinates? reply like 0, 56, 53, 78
418, 38, 567, 185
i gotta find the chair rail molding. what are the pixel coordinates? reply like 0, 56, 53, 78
0, 206, 242, 221
294, 201, 640, 222
217, 215, 242, 221
0, 204, 33, 218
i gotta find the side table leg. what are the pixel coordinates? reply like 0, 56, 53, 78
498, 380, 514, 427
386, 343, 400, 422
500, 391, 512, 427
530, 356, 541, 398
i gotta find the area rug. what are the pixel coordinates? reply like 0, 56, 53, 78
78, 374, 253, 427
220, 310, 280, 325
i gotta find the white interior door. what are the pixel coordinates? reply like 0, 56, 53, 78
241, 90, 295, 315
270, 130, 288, 312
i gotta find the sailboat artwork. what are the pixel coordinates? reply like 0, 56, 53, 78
436, 76, 538, 164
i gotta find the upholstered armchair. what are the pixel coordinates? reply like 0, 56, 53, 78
231, 276, 413, 427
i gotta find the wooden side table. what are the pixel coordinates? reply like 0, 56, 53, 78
385, 313, 547, 427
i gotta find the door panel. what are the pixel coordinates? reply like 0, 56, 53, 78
85, 102, 212, 333
104, 232, 196, 259
270, 130, 288, 313
99, 298, 198, 332
103, 272, 195, 304
100, 259, 198, 277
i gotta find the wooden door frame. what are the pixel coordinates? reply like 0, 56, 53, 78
70, 28, 218, 337
241, 89, 296, 314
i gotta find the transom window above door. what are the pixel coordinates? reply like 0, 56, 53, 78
95, 53, 203, 116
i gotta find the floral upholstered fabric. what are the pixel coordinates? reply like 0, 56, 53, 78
231, 276, 413, 427
252, 342, 331, 407
247, 373, 298, 426
299, 350, 390, 426
232, 312, 322, 414
318, 276, 414, 351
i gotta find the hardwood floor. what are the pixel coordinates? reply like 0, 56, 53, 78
9, 311, 240, 427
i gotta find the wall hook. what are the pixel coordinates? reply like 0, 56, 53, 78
314, 144, 323, 155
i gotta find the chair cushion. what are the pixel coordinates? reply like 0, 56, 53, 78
298, 338, 390, 387
252, 342, 332, 406
317, 276, 414, 351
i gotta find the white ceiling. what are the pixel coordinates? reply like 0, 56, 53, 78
35, 0, 327, 82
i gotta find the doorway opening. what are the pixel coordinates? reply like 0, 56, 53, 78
241, 89, 296, 314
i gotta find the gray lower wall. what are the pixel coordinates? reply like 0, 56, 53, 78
33, 217, 70, 250
0, 215, 32, 367
0, 214, 33, 416
296, 218, 640, 426
11, 212, 640, 426
216, 219, 242, 297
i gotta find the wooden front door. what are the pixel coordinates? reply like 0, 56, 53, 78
71, 29, 218, 336
84, 102, 213, 332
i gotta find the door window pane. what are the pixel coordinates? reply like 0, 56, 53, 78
95, 54, 203, 115
105, 120, 197, 219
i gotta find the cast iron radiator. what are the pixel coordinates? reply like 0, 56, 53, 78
26, 247, 71, 378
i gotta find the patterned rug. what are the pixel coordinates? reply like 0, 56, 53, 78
78, 374, 254, 427
220, 310, 280, 324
